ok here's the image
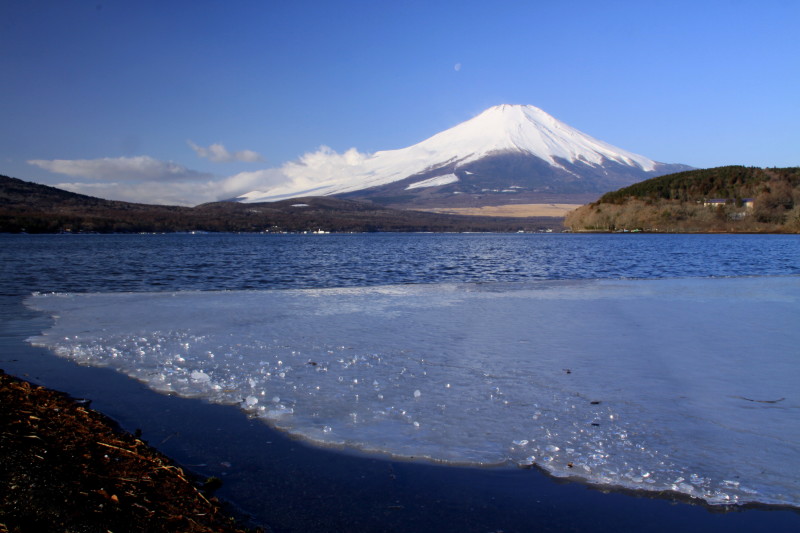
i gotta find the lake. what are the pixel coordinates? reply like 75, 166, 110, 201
2, 233, 799, 531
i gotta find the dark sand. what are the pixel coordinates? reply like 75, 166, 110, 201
0, 370, 255, 533
2, 298, 799, 532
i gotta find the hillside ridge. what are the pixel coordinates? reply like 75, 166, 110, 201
0, 174, 562, 234
565, 166, 800, 233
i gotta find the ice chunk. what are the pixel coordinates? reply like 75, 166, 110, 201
244, 395, 259, 407
190, 370, 210, 382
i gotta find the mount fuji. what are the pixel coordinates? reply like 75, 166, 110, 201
237, 104, 691, 208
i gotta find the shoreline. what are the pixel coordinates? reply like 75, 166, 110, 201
0, 370, 258, 533
236, 423, 800, 516
3, 359, 800, 532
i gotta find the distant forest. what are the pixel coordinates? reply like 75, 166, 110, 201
565, 166, 800, 233
0, 175, 562, 234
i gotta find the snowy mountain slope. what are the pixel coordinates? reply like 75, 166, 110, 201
238, 105, 691, 206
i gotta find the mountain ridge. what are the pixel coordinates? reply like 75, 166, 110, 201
238, 105, 692, 207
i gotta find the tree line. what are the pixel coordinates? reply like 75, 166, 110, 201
565, 166, 800, 233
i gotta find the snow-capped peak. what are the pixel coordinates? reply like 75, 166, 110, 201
238, 104, 660, 202
419, 104, 656, 171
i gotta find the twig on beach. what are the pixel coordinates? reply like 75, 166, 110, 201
97, 441, 153, 460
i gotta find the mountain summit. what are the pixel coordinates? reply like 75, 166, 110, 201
239, 105, 691, 208
399, 104, 658, 171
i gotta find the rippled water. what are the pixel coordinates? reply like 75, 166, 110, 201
2, 233, 799, 295
4, 233, 800, 508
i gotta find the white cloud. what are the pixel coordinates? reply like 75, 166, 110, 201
54, 166, 290, 206
226, 146, 370, 201
27, 146, 370, 206
28, 155, 219, 205
282, 146, 367, 184
216, 146, 367, 200
217, 168, 289, 196
187, 141, 264, 163
28, 156, 211, 182
54, 181, 217, 206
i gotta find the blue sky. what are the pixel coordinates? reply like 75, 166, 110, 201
2, 0, 798, 205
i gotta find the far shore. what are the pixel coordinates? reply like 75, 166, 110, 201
415, 203, 580, 217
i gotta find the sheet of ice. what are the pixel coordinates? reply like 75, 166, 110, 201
26, 277, 800, 507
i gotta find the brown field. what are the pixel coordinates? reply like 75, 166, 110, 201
414, 203, 581, 218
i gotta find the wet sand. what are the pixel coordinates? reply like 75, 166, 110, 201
3, 299, 799, 532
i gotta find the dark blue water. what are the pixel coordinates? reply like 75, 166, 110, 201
2, 233, 798, 296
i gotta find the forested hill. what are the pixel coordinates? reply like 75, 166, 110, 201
0, 174, 562, 234
565, 166, 800, 233
1, 174, 193, 233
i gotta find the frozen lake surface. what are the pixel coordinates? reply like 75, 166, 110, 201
27, 276, 800, 508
